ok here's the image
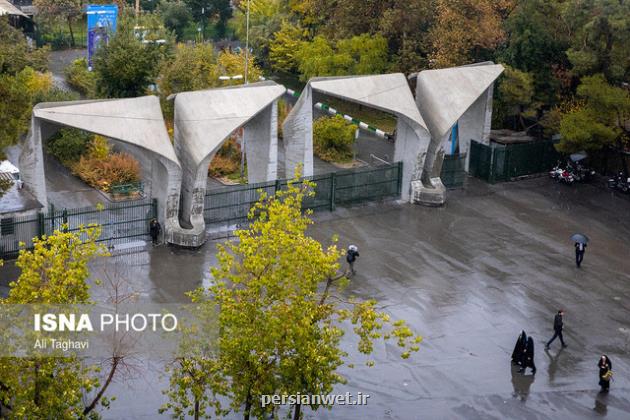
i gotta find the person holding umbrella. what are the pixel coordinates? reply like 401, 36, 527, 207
572, 233, 589, 268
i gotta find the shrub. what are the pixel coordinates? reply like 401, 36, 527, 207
64, 58, 97, 97
72, 153, 140, 192
209, 137, 241, 177
313, 115, 357, 163
87, 135, 110, 160
47, 128, 90, 165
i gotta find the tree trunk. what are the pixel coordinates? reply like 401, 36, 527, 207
194, 398, 200, 420
243, 390, 252, 420
84, 357, 120, 415
67, 16, 75, 47
293, 402, 301, 420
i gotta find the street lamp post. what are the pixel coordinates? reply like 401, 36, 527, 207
244, 0, 250, 85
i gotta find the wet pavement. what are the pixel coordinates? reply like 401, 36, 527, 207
3, 174, 630, 418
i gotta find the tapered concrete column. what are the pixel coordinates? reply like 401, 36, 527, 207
20, 97, 187, 243
174, 82, 286, 246
245, 101, 278, 183
283, 85, 314, 178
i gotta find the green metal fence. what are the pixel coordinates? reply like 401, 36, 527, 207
440, 154, 467, 188
204, 163, 402, 229
469, 139, 561, 183
0, 199, 156, 260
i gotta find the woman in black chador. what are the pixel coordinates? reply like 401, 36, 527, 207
598, 355, 612, 392
511, 331, 527, 365
519, 337, 536, 374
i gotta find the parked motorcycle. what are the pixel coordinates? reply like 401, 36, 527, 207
559, 169, 575, 185
549, 162, 563, 180
570, 162, 596, 182
608, 172, 630, 193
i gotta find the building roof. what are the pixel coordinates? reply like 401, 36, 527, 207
174, 81, 286, 166
415, 63, 504, 139
0, 0, 26, 16
33, 96, 179, 166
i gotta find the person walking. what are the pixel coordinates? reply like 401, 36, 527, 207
598, 355, 612, 392
575, 241, 587, 268
511, 330, 527, 365
546, 310, 567, 349
346, 245, 359, 276
149, 218, 162, 245
518, 337, 536, 375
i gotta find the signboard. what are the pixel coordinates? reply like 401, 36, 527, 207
86, 4, 118, 70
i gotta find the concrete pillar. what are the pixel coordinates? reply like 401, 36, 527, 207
244, 101, 278, 183
19, 118, 49, 209
393, 116, 431, 201
283, 86, 314, 178
458, 86, 493, 171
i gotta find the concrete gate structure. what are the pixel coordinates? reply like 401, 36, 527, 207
172, 81, 286, 246
282, 74, 432, 202
413, 62, 505, 201
19, 96, 189, 244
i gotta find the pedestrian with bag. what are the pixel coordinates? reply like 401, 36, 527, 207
518, 336, 537, 375
598, 355, 612, 392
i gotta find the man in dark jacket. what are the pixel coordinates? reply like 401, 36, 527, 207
545, 310, 567, 349
346, 245, 359, 276
575, 242, 587, 268
149, 218, 162, 245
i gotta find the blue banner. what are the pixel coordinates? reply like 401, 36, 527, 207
86, 4, 118, 70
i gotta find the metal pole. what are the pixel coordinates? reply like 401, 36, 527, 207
244, 0, 250, 85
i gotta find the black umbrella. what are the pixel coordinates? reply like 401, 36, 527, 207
571, 233, 589, 244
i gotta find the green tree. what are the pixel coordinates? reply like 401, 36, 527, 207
0, 73, 31, 160
0, 227, 119, 418
94, 28, 163, 98
295, 34, 389, 81
185, 0, 232, 37
494, 65, 535, 130
64, 58, 97, 97
313, 115, 357, 163
558, 75, 630, 158
563, 0, 630, 83
269, 21, 306, 73
33, 0, 83, 47
499, 0, 570, 107
162, 177, 421, 419
159, 0, 193, 41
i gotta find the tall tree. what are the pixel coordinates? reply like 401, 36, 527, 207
159, 0, 193, 41
33, 0, 83, 47
558, 74, 630, 159
563, 0, 630, 83
162, 177, 421, 420
0, 227, 119, 418
429, 0, 514, 68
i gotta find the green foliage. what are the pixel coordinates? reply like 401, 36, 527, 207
161, 177, 421, 419
33, 0, 83, 47
208, 137, 241, 177
87, 135, 111, 161
0, 178, 13, 198
564, 0, 630, 83
47, 128, 91, 166
269, 21, 306, 73
313, 115, 357, 163
558, 74, 630, 153
0, 17, 49, 74
0, 227, 109, 418
159, 0, 193, 41
295, 34, 389, 81
0, 73, 31, 159
64, 58, 97, 97
72, 152, 141, 192
93, 24, 165, 98
494, 65, 535, 128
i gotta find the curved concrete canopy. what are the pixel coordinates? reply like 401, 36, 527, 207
415, 63, 504, 139
173, 81, 286, 246
174, 82, 286, 167
21, 96, 187, 245
310, 74, 428, 131
283, 74, 431, 201
33, 96, 179, 166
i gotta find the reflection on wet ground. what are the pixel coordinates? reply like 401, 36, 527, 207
2, 177, 630, 419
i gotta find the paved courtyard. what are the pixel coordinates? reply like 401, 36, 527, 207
2, 177, 629, 419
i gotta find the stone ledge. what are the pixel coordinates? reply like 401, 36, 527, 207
411, 177, 446, 207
